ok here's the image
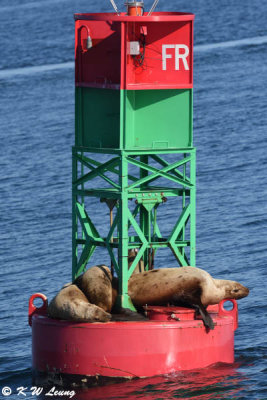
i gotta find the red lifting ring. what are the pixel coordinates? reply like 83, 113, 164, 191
28, 293, 48, 326
218, 299, 238, 331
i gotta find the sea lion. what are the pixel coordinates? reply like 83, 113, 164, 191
128, 266, 249, 329
48, 284, 111, 322
74, 265, 113, 312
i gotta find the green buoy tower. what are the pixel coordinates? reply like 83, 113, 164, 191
72, 7, 195, 310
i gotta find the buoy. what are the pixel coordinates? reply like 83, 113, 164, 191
30, 295, 238, 384
29, 3, 243, 386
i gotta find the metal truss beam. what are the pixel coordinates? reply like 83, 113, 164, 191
72, 148, 196, 309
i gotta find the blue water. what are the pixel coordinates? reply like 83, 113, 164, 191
0, 0, 266, 399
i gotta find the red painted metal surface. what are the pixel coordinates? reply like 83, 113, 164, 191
75, 12, 194, 90
74, 12, 195, 22
29, 294, 238, 379
146, 306, 195, 321
218, 299, 238, 331
28, 293, 48, 326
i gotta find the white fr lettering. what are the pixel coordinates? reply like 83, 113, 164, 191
162, 44, 190, 71
162, 44, 175, 70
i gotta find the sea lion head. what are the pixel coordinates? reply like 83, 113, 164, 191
86, 304, 111, 322
224, 281, 249, 300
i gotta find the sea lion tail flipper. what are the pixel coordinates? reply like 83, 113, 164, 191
194, 303, 215, 330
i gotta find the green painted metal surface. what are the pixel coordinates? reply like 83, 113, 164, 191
73, 85, 196, 310
75, 88, 120, 148
75, 88, 192, 150
125, 89, 192, 149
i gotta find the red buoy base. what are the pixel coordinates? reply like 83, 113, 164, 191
29, 295, 238, 383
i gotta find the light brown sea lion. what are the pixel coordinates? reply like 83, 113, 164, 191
74, 265, 113, 313
48, 284, 111, 322
128, 266, 249, 329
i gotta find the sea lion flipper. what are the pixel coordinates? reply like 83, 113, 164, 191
194, 303, 215, 330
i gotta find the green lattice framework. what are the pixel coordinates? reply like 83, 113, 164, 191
73, 88, 196, 310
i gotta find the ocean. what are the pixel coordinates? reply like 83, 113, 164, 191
0, 0, 266, 398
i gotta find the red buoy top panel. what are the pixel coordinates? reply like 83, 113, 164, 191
75, 12, 194, 90
74, 12, 195, 22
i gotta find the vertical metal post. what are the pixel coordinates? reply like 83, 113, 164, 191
190, 149, 196, 266
117, 153, 134, 310
181, 153, 186, 259
139, 155, 150, 269
81, 151, 85, 246
72, 148, 78, 280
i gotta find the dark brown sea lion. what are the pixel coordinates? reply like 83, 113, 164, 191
128, 266, 249, 329
74, 265, 113, 313
48, 284, 111, 322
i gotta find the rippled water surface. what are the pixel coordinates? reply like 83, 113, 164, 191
0, 0, 266, 399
